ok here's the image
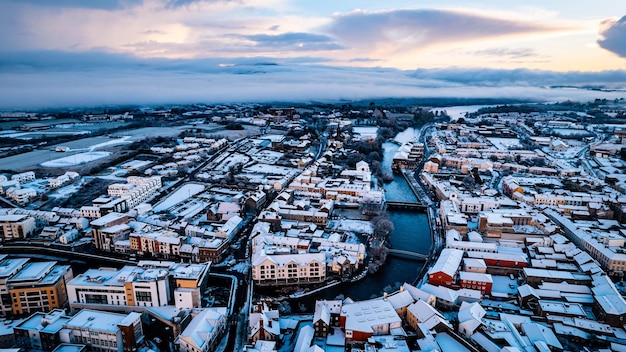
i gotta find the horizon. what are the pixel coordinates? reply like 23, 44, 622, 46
1, 0, 625, 109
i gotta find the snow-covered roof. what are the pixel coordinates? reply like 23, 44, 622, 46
341, 299, 401, 334
428, 248, 463, 278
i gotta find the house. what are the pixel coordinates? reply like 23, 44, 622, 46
427, 249, 463, 287
313, 300, 342, 337
405, 300, 451, 333
340, 299, 402, 341
249, 304, 280, 343
313, 304, 331, 337
176, 308, 228, 352
386, 289, 415, 318
401, 283, 436, 307
457, 302, 486, 338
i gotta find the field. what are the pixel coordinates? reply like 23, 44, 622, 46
41, 151, 111, 167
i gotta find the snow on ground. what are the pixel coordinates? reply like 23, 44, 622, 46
48, 179, 86, 199
153, 183, 205, 212
328, 219, 373, 235
1, 130, 90, 139
228, 262, 251, 275
88, 136, 132, 151
486, 137, 522, 150
41, 151, 111, 167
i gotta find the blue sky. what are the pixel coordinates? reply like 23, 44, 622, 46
1, 0, 625, 108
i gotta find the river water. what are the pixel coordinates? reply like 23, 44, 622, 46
289, 128, 432, 307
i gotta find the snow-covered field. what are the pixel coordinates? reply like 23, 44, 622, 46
153, 183, 205, 212
87, 136, 132, 151
41, 151, 111, 167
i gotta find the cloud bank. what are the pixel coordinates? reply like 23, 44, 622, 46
0, 51, 624, 110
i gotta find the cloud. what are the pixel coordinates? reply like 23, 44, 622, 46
598, 15, 626, 57
0, 50, 625, 109
472, 48, 540, 59
328, 9, 565, 51
241, 32, 344, 51
348, 58, 383, 63
3, 0, 143, 10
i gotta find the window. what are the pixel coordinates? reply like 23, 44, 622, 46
84, 294, 108, 305
135, 291, 152, 302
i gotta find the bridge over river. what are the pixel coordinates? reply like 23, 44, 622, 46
387, 248, 429, 260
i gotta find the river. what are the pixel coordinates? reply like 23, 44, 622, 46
289, 128, 432, 307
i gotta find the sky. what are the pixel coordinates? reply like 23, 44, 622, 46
1, 0, 625, 108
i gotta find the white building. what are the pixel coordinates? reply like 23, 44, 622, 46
177, 308, 228, 352
107, 176, 162, 209
252, 252, 326, 286
0, 215, 36, 241
67, 262, 209, 309
11, 172, 35, 184
60, 309, 143, 352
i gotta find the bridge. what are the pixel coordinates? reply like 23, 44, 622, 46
387, 248, 429, 260
386, 201, 428, 211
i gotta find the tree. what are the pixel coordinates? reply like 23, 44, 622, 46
462, 174, 476, 189
372, 215, 394, 237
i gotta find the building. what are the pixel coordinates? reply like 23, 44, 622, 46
0, 215, 36, 241
459, 271, 493, 295
90, 213, 129, 252
340, 299, 402, 341
427, 249, 463, 287
107, 176, 162, 209
252, 252, 326, 287
11, 172, 35, 184
392, 142, 425, 172
176, 308, 228, 352
249, 303, 280, 344
313, 300, 342, 337
14, 309, 70, 351
67, 262, 210, 309
6, 188, 37, 204
0, 257, 29, 316
405, 300, 451, 333
8, 261, 73, 316
60, 309, 144, 352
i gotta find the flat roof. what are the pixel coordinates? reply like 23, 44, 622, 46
0, 257, 28, 278
65, 309, 140, 332
8, 261, 55, 283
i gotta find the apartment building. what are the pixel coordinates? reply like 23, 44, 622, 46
90, 213, 129, 252
107, 176, 162, 209
252, 252, 326, 286
60, 309, 143, 352
67, 261, 210, 309
0, 256, 29, 316
14, 309, 70, 351
11, 172, 35, 184
0, 215, 36, 241
7, 261, 73, 316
